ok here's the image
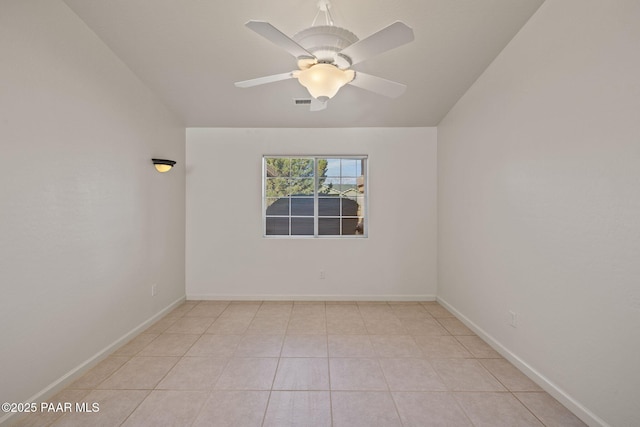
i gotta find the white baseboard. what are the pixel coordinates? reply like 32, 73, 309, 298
0, 296, 186, 427
186, 294, 437, 302
436, 297, 609, 427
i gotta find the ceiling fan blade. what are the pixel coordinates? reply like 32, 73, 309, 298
245, 21, 314, 59
234, 72, 294, 88
310, 98, 328, 112
339, 21, 414, 66
348, 72, 406, 98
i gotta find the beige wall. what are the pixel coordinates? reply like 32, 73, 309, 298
186, 127, 437, 300
0, 0, 186, 415
437, 1, 640, 426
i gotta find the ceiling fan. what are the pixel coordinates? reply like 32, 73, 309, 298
234, 0, 414, 111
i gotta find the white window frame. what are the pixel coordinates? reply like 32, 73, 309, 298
262, 155, 368, 238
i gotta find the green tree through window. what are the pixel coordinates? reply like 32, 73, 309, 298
265, 158, 328, 198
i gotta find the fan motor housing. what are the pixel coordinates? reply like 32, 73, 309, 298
293, 25, 358, 68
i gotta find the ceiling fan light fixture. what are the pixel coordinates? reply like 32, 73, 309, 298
235, 1, 414, 111
295, 64, 355, 99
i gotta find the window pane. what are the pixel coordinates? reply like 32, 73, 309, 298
342, 217, 364, 235
341, 159, 359, 177
290, 178, 314, 196
318, 178, 339, 194
266, 158, 290, 177
340, 178, 358, 195
356, 196, 365, 214
291, 197, 314, 216
266, 198, 289, 215
319, 197, 340, 216
291, 218, 314, 235
357, 175, 365, 194
266, 217, 289, 235
266, 178, 290, 197
265, 197, 278, 209
291, 158, 314, 177
340, 198, 359, 217
319, 218, 340, 235
324, 158, 341, 177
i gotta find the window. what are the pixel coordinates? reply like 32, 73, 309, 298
263, 156, 367, 237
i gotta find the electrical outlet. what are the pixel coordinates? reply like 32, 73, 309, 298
319, 270, 325, 279
151, 284, 157, 297
508, 310, 518, 328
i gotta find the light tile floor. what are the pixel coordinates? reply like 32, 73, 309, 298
13, 301, 587, 427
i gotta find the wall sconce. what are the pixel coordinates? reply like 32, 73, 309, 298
152, 158, 176, 173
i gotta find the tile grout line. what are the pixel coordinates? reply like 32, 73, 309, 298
258, 301, 272, 427
187, 301, 235, 425
155, 301, 212, 427
448, 340, 546, 425
324, 302, 336, 427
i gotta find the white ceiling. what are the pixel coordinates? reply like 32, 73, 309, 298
63, 0, 544, 127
